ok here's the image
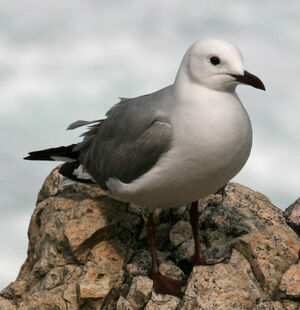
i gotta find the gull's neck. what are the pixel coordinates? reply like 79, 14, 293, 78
173, 66, 215, 102
173, 54, 190, 87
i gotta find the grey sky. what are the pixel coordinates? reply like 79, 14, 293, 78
0, 0, 299, 289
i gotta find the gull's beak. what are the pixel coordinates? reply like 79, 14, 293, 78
231, 70, 265, 91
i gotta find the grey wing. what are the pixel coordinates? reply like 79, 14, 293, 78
72, 86, 173, 190
92, 120, 172, 189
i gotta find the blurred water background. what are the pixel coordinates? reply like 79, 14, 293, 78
0, 0, 299, 289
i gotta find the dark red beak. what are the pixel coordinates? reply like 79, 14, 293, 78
231, 70, 265, 91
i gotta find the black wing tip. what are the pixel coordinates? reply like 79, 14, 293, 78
23, 154, 55, 161
23, 152, 41, 160
23, 145, 78, 161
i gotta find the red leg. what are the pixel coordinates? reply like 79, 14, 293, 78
147, 213, 185, 296
190, 201, 206, 265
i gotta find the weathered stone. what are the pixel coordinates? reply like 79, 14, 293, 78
126, 250, 151, 276
62, 285, 78, 310
64, 198, 125, 261
79, 266, 121, 299
173, 238, 195, 263
89, 238, 126, 274
22, 286, 68, 310
8, 280, 27, 298
37, 166, 65, 202
222, 183, 286, 227
279, 263, 300, 298
197, 183, 287, 266
127, 276, 153, 308
284, 198, 300, 236
44, 267, 64, 290
0, 297, 16, 310
80, 297, 104, 310
116, 296, 135, 310
169, 221, 192, 247
145, 292, 180, 310
64, 264, 83, 282
1, 168, 300, 309
159, 260, 185, 280
234, 225, 300, 297
179, 250, 261, 310
255, 301, 285, 310
282, 300, 300, 310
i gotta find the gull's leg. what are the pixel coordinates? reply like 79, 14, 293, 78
190, 201, 206, 265
147, 213, 185, 296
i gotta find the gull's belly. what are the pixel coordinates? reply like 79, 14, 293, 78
108, 94, 252, 209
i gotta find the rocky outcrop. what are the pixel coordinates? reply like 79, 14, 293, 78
284, 198, 300, 237
1, 167, 300, 310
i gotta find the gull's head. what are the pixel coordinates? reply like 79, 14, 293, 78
178, 38, 265, 92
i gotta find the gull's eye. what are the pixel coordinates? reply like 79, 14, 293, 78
210, 56, 220, 65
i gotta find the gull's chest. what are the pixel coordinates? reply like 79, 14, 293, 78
171, 93, 252, 173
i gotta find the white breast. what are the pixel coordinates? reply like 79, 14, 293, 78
106, 87, 252, 210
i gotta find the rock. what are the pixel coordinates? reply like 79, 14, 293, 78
20, 286, 69, 310
1, 167, 300, 309
64, 198, 126, 261
255, 301, 285, 310
159, 260, 185, 281
282, 300, 300, 310
173, 238, 195, 264
79, 267, 115, 299
79, 239, 126, 299
233, 225, 299, 297
43, 267, 64, 290
179, 250, 261, 309
126, 250, 152, 277
8, 280, 27, 298
126, 276, 153, 308
0, 297, 16, 310
169, 221, 192, 247
279, 263, 300, 298
116, 296, 135, 310
145, 292, 180, 310
62, 285, 78, 310
284, 198, 300, 236
88, 238, 126, 274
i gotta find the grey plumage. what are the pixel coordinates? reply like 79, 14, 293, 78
69, 86, 173, 189
67, 119, 101, 130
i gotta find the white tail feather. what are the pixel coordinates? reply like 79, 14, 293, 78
50, 156, 77, 162
73, 165, 95, 181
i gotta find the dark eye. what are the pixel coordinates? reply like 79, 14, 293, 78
210, 56, 220, 65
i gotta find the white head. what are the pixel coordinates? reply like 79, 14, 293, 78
176, 38, 265, 92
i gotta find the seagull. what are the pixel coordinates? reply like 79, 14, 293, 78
24, 38, 265, 296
